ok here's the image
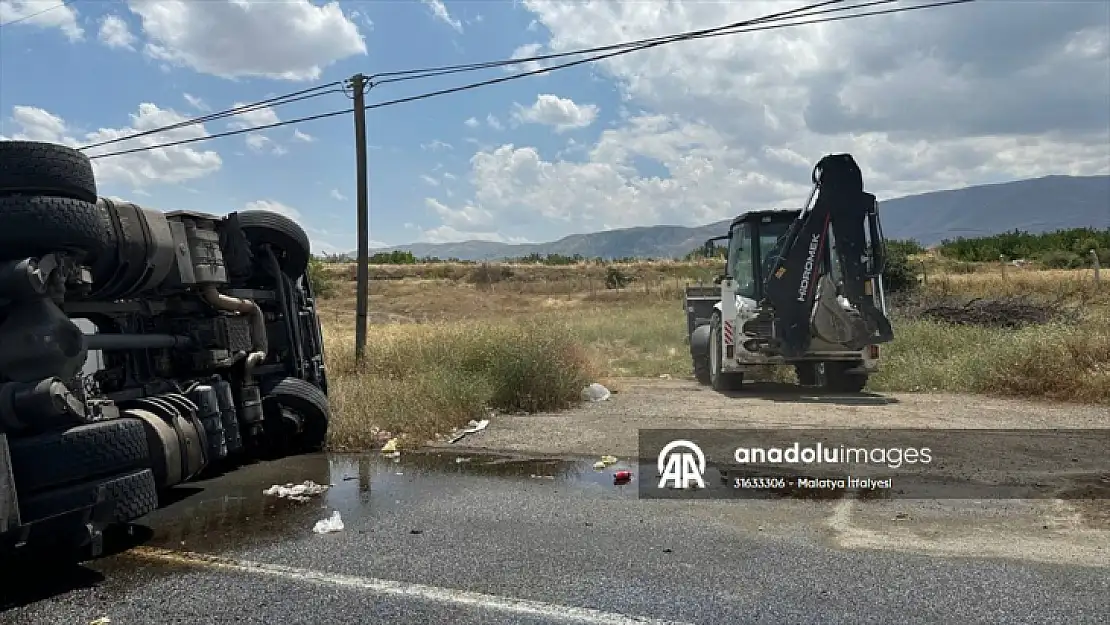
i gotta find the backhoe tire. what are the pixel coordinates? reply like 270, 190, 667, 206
0, 195, 112, 262
8, 418, 150, 496
260, 376, 330, 452
693, 356, 711, 385
0, 141, 98, 204
238, 210, 311, 280
709, 314, 745, 392
821, 362, 868, 393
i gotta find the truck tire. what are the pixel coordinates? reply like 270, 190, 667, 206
237, 210, 311, 280
821, 362, 868, 393
8, 419, 150, 496
709, 314, 745, 392
18, 468, 158, 525
260, 376, 329, 452
0, 195, 112, 262
0, 141, 98, 204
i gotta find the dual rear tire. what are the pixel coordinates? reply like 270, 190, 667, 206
0, 141, 111, 263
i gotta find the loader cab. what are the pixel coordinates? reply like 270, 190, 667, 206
718, 210, 800, 301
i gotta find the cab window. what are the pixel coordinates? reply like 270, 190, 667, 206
727, 221, 756, 298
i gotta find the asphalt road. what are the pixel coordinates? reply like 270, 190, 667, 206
1, 451, 1108, 625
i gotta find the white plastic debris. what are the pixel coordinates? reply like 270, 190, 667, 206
581, 383, 611, 402
313, 511, 345, 534
448, 418, 490, 443
263, 480, 330, 502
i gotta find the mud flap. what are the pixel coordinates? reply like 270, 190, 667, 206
0, 434, 20, 534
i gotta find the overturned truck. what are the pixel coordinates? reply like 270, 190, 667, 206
685, 153, 895, 392
0, 141, 330, 559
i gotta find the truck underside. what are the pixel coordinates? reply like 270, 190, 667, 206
686, 153, 895, 392
0, 141, 330, 559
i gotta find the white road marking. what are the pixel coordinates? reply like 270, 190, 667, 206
130, 547, 695, 625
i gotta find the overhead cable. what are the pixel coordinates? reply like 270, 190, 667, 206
87, 0, 976, 161
78, 84, 345, 151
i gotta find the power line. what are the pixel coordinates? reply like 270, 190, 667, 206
85, 0, 844, 151
0, 0, 76, 29
87, 0, 976, 161
366, 0, 974, 109
86, 107, 354, 160
369, 0, 854, 85
78, 83, 344, 151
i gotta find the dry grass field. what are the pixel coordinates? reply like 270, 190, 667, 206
315, 259, 1109, 449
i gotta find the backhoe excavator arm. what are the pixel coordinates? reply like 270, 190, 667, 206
762, 154, 894, 357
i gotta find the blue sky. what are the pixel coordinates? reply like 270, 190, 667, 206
1, 1, 1107, 255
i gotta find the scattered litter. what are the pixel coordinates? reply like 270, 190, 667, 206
395, 472, 404, 476
313, 511, 345, 534
600, 455, 618, 466
343, 476, 357, 481
448, 418, 490, 443
593, 461, 606, 469
659, 373, 671, 379
530, 474, 556, 479
455, 457, 472, 464
581, 383, 611, 402
383, 451, 401, 459
613, 470, 633, 485
410, 529, 423, 535
263, 481, 329, 502
89, 618, 111, 625
668, 347, 677, 357
381, 438, 400, 453
893, 512, 910, 522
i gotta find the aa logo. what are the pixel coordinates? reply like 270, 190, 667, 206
657, 440, 706, 489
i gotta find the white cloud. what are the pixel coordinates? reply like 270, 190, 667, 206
292, 129, 315, 143
243, 199, 300, 220
125, 0, 366, 81
228, 103, 280, 130
0, 0, 83, 41
420, 175, 439, 187
512, 94, 599, 132
2, 103, 222, 189
422, 0, 1110, 244
98, 14, 136, 50
464, 117, 480, 129
503, 43, 547, 74
421, 140, 453, 152
486, 114, 504, 131
329, 189, 347, 201
420, 0, 462, 33
183, 93, 209, 112
244, 134, 287, 156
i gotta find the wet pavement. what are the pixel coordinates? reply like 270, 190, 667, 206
2, 450, 1109, 624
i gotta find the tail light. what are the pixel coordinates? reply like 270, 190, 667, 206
868, 345, 880, 359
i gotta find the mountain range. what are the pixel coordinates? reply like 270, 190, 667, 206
360, 175, 1109, 261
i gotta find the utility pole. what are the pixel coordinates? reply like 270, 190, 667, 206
351, 73, 370, 363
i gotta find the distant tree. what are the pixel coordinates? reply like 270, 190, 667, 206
938, 227, 1110, 264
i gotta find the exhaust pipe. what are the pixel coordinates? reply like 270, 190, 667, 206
200, 286, 268, 377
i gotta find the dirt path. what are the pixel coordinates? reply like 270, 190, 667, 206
436, 379, 1109, 567
446, 378, 1108, 459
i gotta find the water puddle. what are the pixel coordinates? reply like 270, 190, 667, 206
118, 449, 1110, 555
130, 450, 639, 553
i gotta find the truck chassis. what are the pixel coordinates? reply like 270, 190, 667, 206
0, 141, 330, 559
